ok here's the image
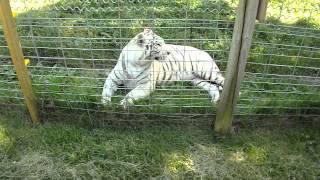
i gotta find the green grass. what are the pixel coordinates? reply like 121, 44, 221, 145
0, 112, 319, 179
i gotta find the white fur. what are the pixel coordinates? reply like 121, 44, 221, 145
101, 29, 224, 109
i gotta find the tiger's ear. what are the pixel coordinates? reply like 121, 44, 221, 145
143, 27, 153, 34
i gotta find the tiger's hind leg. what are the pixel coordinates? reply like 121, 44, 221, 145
207, 71, 225, 89
195, 66, 225, 90
192, 78, 220, 103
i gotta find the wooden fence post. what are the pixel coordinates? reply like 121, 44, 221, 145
257, 0, 268, 22
0, 0, 40, 123
214, 0, 261, 134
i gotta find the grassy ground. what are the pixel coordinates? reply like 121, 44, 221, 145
0, 112, 319, 179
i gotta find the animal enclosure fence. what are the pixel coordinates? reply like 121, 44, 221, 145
0, 0, 319, 129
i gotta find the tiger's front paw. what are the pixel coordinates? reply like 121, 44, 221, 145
101, 96, 111, 105
120, 97, 134, 110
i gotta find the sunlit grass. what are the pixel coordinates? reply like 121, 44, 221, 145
267, 0, 320, 27
0, 126, 10, 147
10, 0, 59, 14
0, 125, 15, 156
164, 152, 195, 175
230, 150, 246, 162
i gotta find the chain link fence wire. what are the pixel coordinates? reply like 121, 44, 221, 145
0, 0, 319, 125
238, 0, 320, 125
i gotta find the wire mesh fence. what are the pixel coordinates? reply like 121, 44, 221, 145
0, 0, 319, 125
239, 0, 320, 125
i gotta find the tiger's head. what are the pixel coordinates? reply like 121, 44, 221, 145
131, 28, 166, 62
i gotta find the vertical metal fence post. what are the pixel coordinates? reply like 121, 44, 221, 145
214, 0, 261, 134
0, 0, 40, 123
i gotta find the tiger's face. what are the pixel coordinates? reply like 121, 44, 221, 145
135, 28, 166, 61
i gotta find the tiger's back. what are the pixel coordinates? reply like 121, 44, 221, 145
153, 44, 223, 86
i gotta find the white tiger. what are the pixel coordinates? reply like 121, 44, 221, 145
101, 28, 225, 109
